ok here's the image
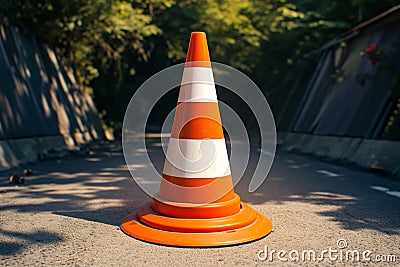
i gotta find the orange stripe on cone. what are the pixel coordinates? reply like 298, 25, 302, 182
120, 31, 273, 247
171, 102, 223, 139
158, 174, 236, 204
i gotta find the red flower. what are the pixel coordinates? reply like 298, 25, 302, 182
370, 59, 377, 65
366, 44, 377, 53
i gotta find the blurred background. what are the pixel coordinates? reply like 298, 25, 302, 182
0, 0, 399, 174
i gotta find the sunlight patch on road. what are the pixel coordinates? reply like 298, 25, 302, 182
385, 191, 400, 198
288, 191, 356, 201
317, 170, 341, 177
370, 186, 389, 192
370, 186, 400, 199
85, 158, 102, 162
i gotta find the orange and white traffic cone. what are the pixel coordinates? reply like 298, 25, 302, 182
121, 32, 273, 247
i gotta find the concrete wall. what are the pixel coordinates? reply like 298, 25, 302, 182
0, 23, 104, 171
0, 136, 69, 171
278, 132, 400, 177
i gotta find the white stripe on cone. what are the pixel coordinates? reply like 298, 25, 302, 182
181, 67, 214, 85
178, 83, 218, 103
163, 138, 231, 178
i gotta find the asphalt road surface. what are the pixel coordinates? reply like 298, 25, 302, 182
1, 141, 399, 266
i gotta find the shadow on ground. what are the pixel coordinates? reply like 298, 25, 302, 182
1, 230, 63, 256
236, 150, 400, 235
1, 140, 399, 256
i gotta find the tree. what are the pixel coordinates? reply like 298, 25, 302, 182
1, 0, 398, 137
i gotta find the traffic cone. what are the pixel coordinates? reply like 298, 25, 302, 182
121, 32, 273, 247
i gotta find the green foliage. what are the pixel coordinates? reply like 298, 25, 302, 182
0, 0, 398, 136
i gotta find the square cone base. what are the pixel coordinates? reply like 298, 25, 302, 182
120, 201, 273, 247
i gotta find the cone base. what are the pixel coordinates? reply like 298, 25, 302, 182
120, 202, 273, 247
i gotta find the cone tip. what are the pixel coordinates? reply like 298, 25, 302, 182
186, 31, 211, 67
191, 31, 206, 36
